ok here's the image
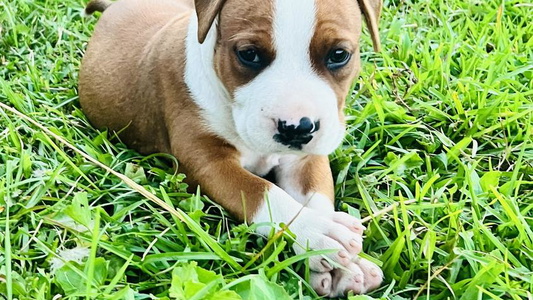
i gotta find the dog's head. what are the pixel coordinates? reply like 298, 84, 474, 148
194, 0, 381, 155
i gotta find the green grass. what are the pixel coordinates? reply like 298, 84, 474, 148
1, 0, 532, 299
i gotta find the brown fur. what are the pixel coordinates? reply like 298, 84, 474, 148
358, 0, 382, 51
275, 155, 335, 201
195, 0, 227, 43
80, 0, 273, 220
310, 0, 364, 139
214, 0, 275, 96
80, 0, 382, 222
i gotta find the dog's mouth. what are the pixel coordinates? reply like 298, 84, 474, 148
273, 133, 314, 150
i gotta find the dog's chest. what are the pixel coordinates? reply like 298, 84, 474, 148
239, 148, 282, 177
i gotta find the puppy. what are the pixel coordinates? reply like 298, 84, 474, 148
80, 0, 383, 296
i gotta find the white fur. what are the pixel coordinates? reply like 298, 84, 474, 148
252, 185, 308, 235
184, 15, 239, 144
310, 258, 384, 297
253, 186, 364, 269
186, 0, 345, 164
251, 185, 329, 235
252, 185, 336, 244
184, 4, 382, 296
302, 193, 334, 211
232, 0, 345, 156
184, 16, 287, 181
253, 185, 376, 296
239, 147, 282, 176
274, 155, 335, 210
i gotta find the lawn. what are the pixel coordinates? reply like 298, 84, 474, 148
0, 0, 532, 299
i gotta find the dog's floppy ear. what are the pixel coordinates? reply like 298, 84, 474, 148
357, 0, 382, 52
195, 0, 227, 44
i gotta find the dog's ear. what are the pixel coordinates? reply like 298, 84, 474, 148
357, 0, 382, 52
195, 0, 227, 44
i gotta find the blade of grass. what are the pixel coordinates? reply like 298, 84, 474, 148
0, 102, 241, 270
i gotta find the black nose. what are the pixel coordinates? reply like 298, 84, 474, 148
297, 117, 315, 134
278, 117, 320, 135
274, 117, 320, 150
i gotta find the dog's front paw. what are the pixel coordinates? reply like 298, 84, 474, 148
310, 257, 383, 297
290, 210, 366, 273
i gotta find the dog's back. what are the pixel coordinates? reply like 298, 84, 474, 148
79, 0, 192, 153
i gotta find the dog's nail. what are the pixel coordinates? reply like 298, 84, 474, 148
370, 268, 380, 277
349, 239, 360, 248
322, 277, 330, 289
354, 222, 365, 230
321, 259, 333, 271
338, 250, 349, 259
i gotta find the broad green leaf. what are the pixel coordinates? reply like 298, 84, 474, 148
170, 262, 228, 300
87, 257, 108, 287
108, 286, 135, 300
234, 276, 291, 300
209, 290, 242, 300
124, 163, 147, 184
479, 171, 502, 193
179, 195, 205, 212
55, 263, 84, 294
55, 258, 108, 294
64, 192, 92, 229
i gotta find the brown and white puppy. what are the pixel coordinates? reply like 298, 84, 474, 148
80, 0, 383, 297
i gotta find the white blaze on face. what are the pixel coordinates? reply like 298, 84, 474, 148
273, 0, 317, 73
232, 0, 345, 155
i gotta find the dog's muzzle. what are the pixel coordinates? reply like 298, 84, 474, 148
273, 117, 320, 150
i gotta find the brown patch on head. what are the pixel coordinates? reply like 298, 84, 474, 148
310, 0, 364, 113
213, 0, 276, 96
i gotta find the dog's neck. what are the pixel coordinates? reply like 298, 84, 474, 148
184, 15, 237, 142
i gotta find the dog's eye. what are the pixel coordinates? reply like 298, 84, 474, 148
326, 49, 351, 70
236, 48, 263, 69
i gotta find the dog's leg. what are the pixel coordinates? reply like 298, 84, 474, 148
274, 155, 365, 264
275, 155, 336, 210
168, 133, 367, 283
275, 155, 383, 297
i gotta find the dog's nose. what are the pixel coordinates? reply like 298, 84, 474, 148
297, 117, 315, 134
274, 117, 320, 150
278, 117, 320, 135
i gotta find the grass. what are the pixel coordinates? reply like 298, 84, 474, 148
0, 0, 532, 299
